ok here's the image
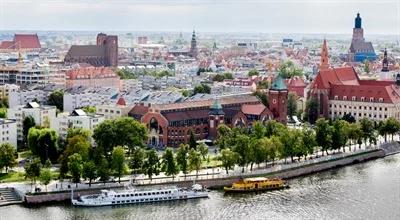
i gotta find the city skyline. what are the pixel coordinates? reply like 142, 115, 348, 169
1, 0, 400, 35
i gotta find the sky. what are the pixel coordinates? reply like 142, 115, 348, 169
0, 0, 400, 35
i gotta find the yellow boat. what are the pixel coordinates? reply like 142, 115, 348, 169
224, 177, 289, 193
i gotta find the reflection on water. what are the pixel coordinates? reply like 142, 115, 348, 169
1, 155, 400, 220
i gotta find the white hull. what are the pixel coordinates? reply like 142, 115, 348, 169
71, 185, 208, 207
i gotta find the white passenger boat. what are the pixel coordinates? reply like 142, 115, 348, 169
71, 184, 208, 207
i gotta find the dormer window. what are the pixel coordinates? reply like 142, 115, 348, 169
369, 97, 374, 102
379, 98, 384, 103
361, 97, 365, 102
334, 95, 338, 100
352, 96, 356, 101
343, 96, 347, 101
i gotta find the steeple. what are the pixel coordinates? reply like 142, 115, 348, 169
320, 39, 329, 70
190, 29, 198, 58
382, 48, 389, 72
355, 12, 362, 29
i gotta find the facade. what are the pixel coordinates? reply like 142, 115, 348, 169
64, 33, 118, 67
96, 98, 132, 120
55, 109, 105, 139
347, 13, 377, 62
132, 91, 285, 147
8, 84, 63, 108
66, 66, 120, 89
0, 34, 41, 51
7, 102, 57, 141
0, 64, 65, 86
189, 30, 198, 58
310, 40, 400, 121
0, 119, 17, 149
0, 84, 19, 100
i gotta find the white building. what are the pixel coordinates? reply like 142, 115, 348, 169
0, 84, 19, 99
55, 109, 105, 139
0, 119, 17, 149
8, 84, 64, 108
96, 99, 133, 120
7, 102, 57, 141
63, 87, 119, 112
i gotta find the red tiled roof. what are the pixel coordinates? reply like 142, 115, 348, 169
241, 104, 266, 115
129, 104, 150, 119
14, 34, 41, 49
163, 109, 209, 121
0, 41, 14, 49
285, 77, 306, 87
312, 66, 359, 90
116, 97, 126, 106
330, 82, 400, 104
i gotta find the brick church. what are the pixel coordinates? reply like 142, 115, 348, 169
64, 33, 118, 67
310, 40, 400, 122
129, 77, 288, 147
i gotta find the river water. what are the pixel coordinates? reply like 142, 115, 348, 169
1, 154, 399, 220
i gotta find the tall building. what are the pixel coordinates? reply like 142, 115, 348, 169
348, 13, 377, 62
381, 48, 389, 72
0, 119, 17, 149
268, 75, 288, 123
320, 39, 330, 70
65, 33, 118, 67
189, 30, 198, 58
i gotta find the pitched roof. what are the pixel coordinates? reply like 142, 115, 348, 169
241, 104, 266, 115
66, 45, 105, 57
0, 41, 14, 49
350, 41, 374, 53
271, 75, 287, 90
312, 66, 359, 90
14, 34, 41, 49
163, 109, 209, 121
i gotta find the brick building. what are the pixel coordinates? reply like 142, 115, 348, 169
65, 33, 118, 67
66, 66, 120, 89
310, 40, 400, 121
0, 34, 41, 51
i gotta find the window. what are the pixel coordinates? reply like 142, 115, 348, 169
361, 97, 365, 101
370, 97, 374, 102
352, 96, 356, 101
379, 98, 384, 103
343, 96, 347, 101
334, 95, 338, 100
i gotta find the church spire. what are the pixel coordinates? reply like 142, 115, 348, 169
382, 48, 389, 72
320, 39, 329, 70
355, 12, 362, 29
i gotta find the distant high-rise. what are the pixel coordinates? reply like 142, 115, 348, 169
189, 30, 198, 58
65, 33, 118, 67
348, 13, 377, 62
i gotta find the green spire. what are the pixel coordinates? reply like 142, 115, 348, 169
271, 75, 287, 90
209, 99, 224, 115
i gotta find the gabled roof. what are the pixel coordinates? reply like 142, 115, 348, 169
271, 75, 287, 90
26, 102, 40, 108
14, 34, 41, 49
71, 109, 87, 116
241, 104, 266, 115
66, 45, 105, 57
312, 66, 359, 90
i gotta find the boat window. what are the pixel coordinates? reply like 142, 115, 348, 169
145, 199, 148, 201
152, 192, 155, 195
141, 199, 144, 202
131, 194, 134, 197
156, 192, 160, 195
143, 193, 147, 196
117, 201, 120, 204
139, 193, 142, 196
112, 201, 115, 204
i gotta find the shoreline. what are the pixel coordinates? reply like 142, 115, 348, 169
18, 141, 399, 205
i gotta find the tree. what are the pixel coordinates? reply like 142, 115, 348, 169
305, 98, 319, 124
98, 157, 110, 185
277, 60, 303, 79
216, 124, 233, 150
111, 146, 127, 183
219, 148, 237, 174
248, 69, 259, 77
360, 118, 374, 146
0, 108, 6, 118
301, 127, 317, 158
279, 128, 301, 162
0, 143, 17, 173
188, 148, 202, 178
364, 60, 370, 73
27, 128, 59, 164
47, 90, 64, 111
249, 138, 265, 169
39, 168, 52, 192
265, 136, 282, 165
331, 120, 350, 152
82, 106, 96, 114
93, 117, 148, 156
264, 120, 286, 137
348, 123, 362, 151
22, 116, 36, 147
384, 117, 400, 141
197, 143, 208, 161
315, 118, 333, 155
68, 153, 83, 187
24, 158, 41, 188
189, 130, 197, 149
176, 144, 189, 178
251, 121, 266, 139
193, 84, 211, 95
129, 148, 145, 173
142, 149, 160, 181
232, 134, 250, 172
342, 113, 356, 123
161, 148, 179, 179
287, 92, 298, 117
66, 128, 91, 141
82, 161, 97, 187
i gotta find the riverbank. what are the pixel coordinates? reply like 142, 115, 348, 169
17, 141, 399, 205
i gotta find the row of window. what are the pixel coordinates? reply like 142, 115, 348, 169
330, 104, 388, 111
330, 111, 388, 119
333, 95, 384, 103
112, 197, 173, 204
115, 191, 172, 198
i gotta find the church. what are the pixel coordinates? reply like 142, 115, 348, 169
347, 13, 377, 62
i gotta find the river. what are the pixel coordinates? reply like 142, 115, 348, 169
1, 154, 399, 220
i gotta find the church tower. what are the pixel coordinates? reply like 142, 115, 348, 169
382, 48, 389, 72
268, 75, 288, 123
320, 39, 330, 70
352, 13, 365, 42
189, 30, 198, 58
208, 99, 224, 139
